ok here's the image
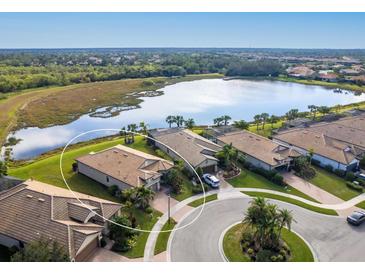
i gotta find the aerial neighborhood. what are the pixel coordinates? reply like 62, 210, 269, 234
1, 46, 365, 263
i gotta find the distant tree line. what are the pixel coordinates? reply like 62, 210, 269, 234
0, 50, 285, 93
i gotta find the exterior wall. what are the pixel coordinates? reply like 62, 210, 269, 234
245, 154, 273, 171
273, 138, 352, 171
0, 233, 21, 248
77, 162, 132, 190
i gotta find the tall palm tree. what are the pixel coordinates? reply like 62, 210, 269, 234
269, 115, 279, 129
260, 113, 269, 130
175, 115, 184, 127
184, 118, 195, 129
221, 115, 232, 126
213, 117, 223, 127
120, 126, 127, 143
216, 143, 238, 170
277, 209, 294, 239
253, 114, 262, 130
165, 115, 175, 128
127, 124, 138, 143
139, 121, 148, 135
308, 105, 318, 120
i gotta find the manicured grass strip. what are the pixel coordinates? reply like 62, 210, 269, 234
188, 194, 218, 207
281, 228, 314, 262
154, 218, 177, 255
356, 201, 365, 210
228, 168, 318, 202
242, 191, 338, 216
309, 167, 360, 201
223, 224, 314, 262
223, 224, 250, 262
121, 210, 162, 259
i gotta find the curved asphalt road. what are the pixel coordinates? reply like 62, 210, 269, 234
168, 197, 365, 262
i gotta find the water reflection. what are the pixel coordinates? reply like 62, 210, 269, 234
7, 79, 365, 160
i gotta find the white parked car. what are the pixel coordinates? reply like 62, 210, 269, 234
202, 173, 220, 188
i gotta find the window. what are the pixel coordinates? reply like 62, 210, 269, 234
106, 176, 109, 182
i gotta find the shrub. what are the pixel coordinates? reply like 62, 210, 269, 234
195, 167, 203, 178
324, 164, 333, 172
192, 184, 208, 194
241, 241, 250, 251
247, 248, 254, 256
334, 169, 346, 177
272, 173, 284, 186
345, 172, 356, 182
256, 249, 275, 262
72, 162, 78, 172
346, 181, 363, 192
145, 206, 153, 214
276, 254, 284, 262
270, 255, 277, 262
100, 237, 107, 248
237, 154, 246, 164
360, 156, 365, 169
108, 185, 120, 197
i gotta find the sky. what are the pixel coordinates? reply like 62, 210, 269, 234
0, 13, 364, 49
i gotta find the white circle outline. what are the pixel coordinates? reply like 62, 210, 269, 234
59, 128, 207, 233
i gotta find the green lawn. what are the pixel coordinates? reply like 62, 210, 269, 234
223, 224, 314, 262
154, 218, 176, 255
170, 176, 195, 201
121, 209, 162, 258
0, 245, 10, 262
242, 191, 338, 216
228, 169, 318, 202
188, 194, 218, 207
248, 120, 284, 138
309, 167, 360, 201
356, 201, 365, 210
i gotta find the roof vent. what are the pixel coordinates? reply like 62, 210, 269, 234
113, 150, 119, 154
38, 198, 45, 202
123, 153, 128, 157
26, 195, 33, 199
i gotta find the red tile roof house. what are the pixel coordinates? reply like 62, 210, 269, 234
76, 145, 174, 192
0, 179, 121, 261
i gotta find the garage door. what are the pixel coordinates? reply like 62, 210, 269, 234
75, 237, 99, 262
202, 165, 216, 174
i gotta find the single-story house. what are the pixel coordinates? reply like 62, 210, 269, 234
148, 128, 222, 174
0, 179, 121, 261
76, 145, 173, 191
273, 114, 365, 171
217, 130, 301, 171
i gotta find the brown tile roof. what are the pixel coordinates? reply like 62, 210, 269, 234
76, 145, 173, 188
217, 130, 295, 167
150, 129, 221, 167
0, 179, 121, 260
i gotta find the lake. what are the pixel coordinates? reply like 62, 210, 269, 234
5, 79, 365, 160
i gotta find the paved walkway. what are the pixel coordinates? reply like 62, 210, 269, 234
283, 172, 359, 216
88, 248, 143, 262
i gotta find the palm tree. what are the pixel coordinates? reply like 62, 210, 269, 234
213, 117, 224, 127
318, 106, 331, 116
175, 115, 184, 127
285, 108, 299, 122
120, 126, 127, 143
0, 160, 7, 177
165, 115, 175, 128
233, 120, 249, 130
134, 186, 155, 210
216, 143, 238, 170
184, 118, 195, 129
127, 124, 138, 143
277, 209, 294, 239
253, 114, 262, 130
308, 105, 318, 120
139, 121, 148, 135
260, 113, 269, 130
269, 115, 279, 129
221, 115, 232, 126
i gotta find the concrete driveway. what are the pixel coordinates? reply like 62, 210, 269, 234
168, 197, 365, 262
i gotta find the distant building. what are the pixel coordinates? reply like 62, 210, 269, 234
76, 145, 173, 191
0, 179, 121, 261
148, 128, 221, 174
286, 66, 315, 78
217, 130, 301, 171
